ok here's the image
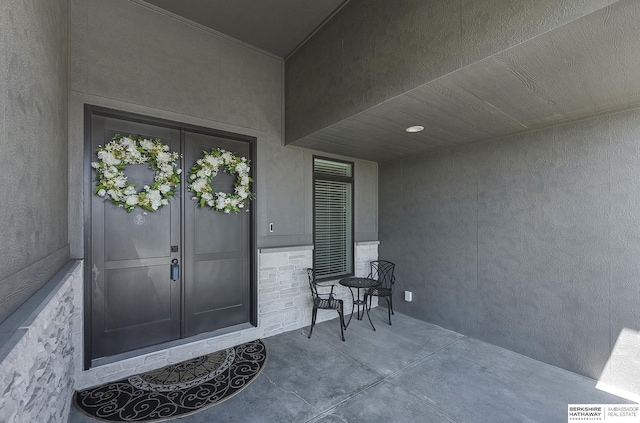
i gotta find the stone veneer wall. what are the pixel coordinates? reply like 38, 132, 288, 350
0, 261, 81, 423
259, 241, 380, 335
74, 242, 378, 389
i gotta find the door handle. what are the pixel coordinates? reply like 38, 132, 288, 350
170, 259, 180, 281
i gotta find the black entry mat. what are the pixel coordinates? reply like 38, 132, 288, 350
74, 339, 267, 422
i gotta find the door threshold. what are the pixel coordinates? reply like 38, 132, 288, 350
90, 322, 255, 368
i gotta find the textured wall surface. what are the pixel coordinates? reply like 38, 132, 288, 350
285, 0, 618, 144
0, 261, 80, 423
259, 147, 378, 248
379, 108, 640, 396
69, 0, 377, 255
75, 243, 377, 389
0, 0, 70, 323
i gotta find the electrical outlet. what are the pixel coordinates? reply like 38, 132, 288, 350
405, 291, 413, 302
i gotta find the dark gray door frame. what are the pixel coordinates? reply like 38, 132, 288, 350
83, 104, 257, 370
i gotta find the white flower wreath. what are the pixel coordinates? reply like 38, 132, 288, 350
188, 148, 253, 213
91, 134, 182, 213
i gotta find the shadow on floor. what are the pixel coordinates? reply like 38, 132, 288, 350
68, 308, 632, 423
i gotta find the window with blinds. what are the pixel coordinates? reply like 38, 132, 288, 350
313, 157, 354, 280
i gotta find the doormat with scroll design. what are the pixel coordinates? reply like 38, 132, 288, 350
74, 339, 267, 422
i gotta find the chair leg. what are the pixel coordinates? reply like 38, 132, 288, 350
308, 307, 318, 339
386, 297, 392, 325
389, 295, 394, 315
338, 308, 345, 341
341, 304, 347, 330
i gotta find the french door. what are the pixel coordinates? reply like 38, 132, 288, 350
87, 110, 254, 364
183, 131, 251, 336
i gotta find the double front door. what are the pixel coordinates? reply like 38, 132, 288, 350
88, 112, 253, 361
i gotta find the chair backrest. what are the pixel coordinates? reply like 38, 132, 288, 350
369, 260, 396, 291
307, 268, 319, 298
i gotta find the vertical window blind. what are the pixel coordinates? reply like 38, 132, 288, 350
313, 157, 354, 280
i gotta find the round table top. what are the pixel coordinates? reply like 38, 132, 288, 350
339, 277, 380, 289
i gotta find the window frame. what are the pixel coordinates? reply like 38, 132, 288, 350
312, 155, 355, 281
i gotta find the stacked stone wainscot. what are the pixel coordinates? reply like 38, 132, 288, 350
0, 261, 81, 423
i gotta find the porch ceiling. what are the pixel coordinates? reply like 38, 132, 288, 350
288, 1, 640, 162
141, 0, 348, 58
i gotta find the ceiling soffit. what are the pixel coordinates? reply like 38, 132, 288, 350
289, 1, 640, 162
141, 0, 347, 58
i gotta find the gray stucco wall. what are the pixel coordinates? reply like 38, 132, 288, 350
0, 0, 70, 323
68, 0, 377, 257
379, 108, 640, 396
285, 0, 618, 144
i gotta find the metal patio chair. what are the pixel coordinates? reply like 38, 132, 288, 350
307, 268, 346, 341
365, 260, 396, 325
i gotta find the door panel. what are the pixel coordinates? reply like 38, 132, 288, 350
103, 265, 173, 330
193, 182, 244, 254
104, 201, 171, 261
183, 131, 250, 336
90, 116, 181, 359
193, 258, 245, 313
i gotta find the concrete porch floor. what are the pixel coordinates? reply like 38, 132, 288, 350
68, 308, 632, 422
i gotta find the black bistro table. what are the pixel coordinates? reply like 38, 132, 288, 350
339, 277, 381, 331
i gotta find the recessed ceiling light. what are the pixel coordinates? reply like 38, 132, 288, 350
405, 125, 424, 133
